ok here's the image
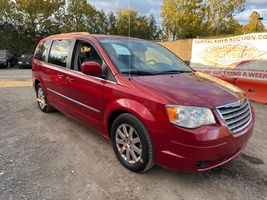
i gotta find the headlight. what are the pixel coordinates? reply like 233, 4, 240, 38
166, 105, 216, 128
18, 61, 23, 64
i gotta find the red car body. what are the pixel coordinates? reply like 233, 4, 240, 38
32, 33, 255, 172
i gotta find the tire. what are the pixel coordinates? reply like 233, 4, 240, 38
7, 62, 10, 68
36, 83, 54, 113
111, 113, 155, 173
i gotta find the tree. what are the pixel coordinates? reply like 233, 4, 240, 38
0, 0, 64, 53
161, 0, 209, 40
161, 0, 245, 40
63, 0, 98, 32
206, 0, 245, 35
15, 0, 64, 37
106, 12, 117, 35
115, 9, 162, 40
0, 0, 163, 55
148, 15, 163, 40
243, 11, 265, 33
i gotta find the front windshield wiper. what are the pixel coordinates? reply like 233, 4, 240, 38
154, 70, 192, 75
121, 71, 156, 76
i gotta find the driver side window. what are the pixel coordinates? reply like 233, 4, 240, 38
71, 40, 116, 82
72, 41, 102, 72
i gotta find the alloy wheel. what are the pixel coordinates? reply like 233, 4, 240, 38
37, 87, 46, 109
115, 124, 142, 164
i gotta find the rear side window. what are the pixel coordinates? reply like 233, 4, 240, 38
48, 40, 71, 68
35, 40, 51, 61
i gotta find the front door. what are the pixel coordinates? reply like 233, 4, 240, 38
64, 40, 105, 131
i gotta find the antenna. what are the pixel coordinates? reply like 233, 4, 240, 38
128, 0, 131, 80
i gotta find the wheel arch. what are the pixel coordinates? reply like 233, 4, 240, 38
103, 99, 156, 140
34, 79, 41, 91
33, 76, 47, 94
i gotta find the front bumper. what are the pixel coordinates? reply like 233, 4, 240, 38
150, 112, 255, 172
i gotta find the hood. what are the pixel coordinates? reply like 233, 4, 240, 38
132, 72, 245, 108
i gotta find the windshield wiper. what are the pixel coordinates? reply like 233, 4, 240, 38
154, 70, 192, 75
121, 71, 156, 76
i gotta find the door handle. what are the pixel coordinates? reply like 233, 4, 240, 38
57, 74, 65, 78
66, 76, 74, 82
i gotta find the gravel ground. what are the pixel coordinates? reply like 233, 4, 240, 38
0, 69, 266, 200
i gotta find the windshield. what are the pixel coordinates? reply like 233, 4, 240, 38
98, 38, 193, 75
20, 55, 33, 59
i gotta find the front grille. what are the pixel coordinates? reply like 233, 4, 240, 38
217, 98, 252, 133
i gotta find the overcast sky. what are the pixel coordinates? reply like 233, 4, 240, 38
89, 0, 267, 27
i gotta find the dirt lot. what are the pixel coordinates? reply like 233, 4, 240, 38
0, 69, 266, 200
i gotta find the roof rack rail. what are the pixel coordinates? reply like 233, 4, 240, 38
67, 32, 90, 35
47, 32, 90, 38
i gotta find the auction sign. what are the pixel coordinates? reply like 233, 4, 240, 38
190, 33, 267, 81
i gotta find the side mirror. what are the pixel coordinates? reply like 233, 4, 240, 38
81, 61, 102, 77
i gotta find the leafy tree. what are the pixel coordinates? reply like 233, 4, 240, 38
243, 11, 265, 33
0, 0, 36, 54
115, 9, 162, 40
93, 10, 108, 34
63, 0, 98, 32
161, 0, 209, 40
0, 0, 162, 55
0, 0, 64, 53
161, 0, 245, 39
148, 15, 163, 40
14, 0, 64, 37
206, 0, 245, 35
106, 12, 117, 35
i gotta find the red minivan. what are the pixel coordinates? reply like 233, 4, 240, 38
32, 33, 255, 172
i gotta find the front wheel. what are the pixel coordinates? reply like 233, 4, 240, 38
111, 113, 155, 172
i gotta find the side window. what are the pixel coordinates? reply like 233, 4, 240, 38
73, 41, 102, 72
34, 40, 50, 62
48, 40, 71, 68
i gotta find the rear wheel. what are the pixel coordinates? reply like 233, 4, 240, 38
111, 113, 154, 172
7, 62, 10, 68
36, 84, 54, 113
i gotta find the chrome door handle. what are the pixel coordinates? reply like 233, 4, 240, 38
57, 74, 64, 78
66, 76, 74, 81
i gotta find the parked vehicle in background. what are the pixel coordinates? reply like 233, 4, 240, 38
18, 54, 33, 69
32, 32, 255, 173
0, 50, 16, 68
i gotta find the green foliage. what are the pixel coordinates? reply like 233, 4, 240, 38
0, 0, 259, 55
115, 9, 162, 40
243, 11, 265, 33
0, 0, 163, 55
162, 0, 208, 40
161, 0, 245, 40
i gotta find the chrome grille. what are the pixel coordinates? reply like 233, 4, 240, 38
217, 98, 252, 133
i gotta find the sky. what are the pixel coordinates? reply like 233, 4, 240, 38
89, 0, 267, 27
